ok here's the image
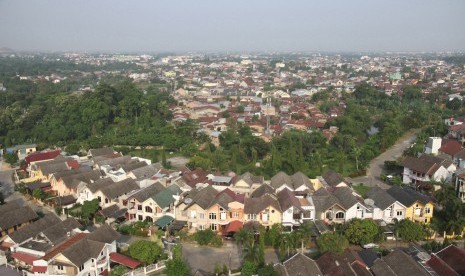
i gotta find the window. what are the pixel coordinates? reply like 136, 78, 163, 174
247, 214, 257, 220
145, 206, 152, 213
199, 225, 205, 230
396, 210, 403, 216
335, 212, 345, 219
58, 265, 64, 271
137, 205, 142, 211
78, 264, 84, 272
210, 224, 218, 231
209, 213, 217, 220
199, 213, 205, 220
105, 198, 109, 204
425, 207, 431, 214
233, 212, 239, 218
138, 215, 143, 221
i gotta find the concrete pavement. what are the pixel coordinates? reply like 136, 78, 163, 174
351, 129, 419, 190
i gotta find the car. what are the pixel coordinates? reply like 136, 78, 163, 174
363, 243, 379, 249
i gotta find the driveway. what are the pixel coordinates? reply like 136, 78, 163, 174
351, 129, 419, 189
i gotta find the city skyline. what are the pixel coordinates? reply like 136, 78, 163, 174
1, 0, 465, 53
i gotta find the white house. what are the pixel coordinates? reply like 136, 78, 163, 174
365, 187, 406, 223
401, 154, 456, 185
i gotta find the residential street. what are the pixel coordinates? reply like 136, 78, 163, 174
0, 160, 16, 198
351, 129, 419, 189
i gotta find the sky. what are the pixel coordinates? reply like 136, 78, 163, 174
1, 0, 464, 53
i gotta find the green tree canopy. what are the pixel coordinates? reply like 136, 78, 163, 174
395, 219, 426, 242
344, 219, 381, 245
316, 233, 349, 255
128, 240, 165, 264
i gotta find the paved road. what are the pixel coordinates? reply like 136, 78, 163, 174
351, 129, 419, 190
0, 160, 16, 197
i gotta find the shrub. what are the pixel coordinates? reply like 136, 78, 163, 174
195, 229, 216, 246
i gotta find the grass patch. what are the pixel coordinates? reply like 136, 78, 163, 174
352, 184, 371, 198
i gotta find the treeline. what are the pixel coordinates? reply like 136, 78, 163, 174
0, 79, 202, 155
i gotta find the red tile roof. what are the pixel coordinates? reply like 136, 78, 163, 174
42, 233, 87, 261
225, 220, 243, 233
66, 160, 80, 170
11, 252, 38, 266
426, 254, 459, 276
440, 139, 463, 156
25, 150, 61, 166
109, 252, 143, 269
32, 266, 47, 273
435, 245, 465, 275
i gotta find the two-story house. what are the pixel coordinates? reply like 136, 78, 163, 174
125, 182, 166, 222
401, 154, 456, 185
244, 194, 282, 229
277, 188, 314, 230
365, 187, 406, 223
387, 186, 434, 223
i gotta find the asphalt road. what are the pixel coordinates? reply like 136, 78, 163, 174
0, 160, 16, 197
351, 129, 419, 190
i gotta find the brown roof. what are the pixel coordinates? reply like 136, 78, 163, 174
439, 139, 463, 156
434, 245, 465, 275
244, 194, 281, 214
322, 171, 347, 187
401, 155, 452, 175
0, 203, 38, 231
277, 188, 302, 211
371, 249, 429, 276
282, 253, 323, 276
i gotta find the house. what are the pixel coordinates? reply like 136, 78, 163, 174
250, 183, 275, 198
277, 188, 314, 229
274, 253, 323, 276
25, 150, 61, 168
386, 186, 434, 223
317, 249, 371, 276
332, 187, 369, 221
270, 171, 316, 193
92, 178, 139, 208
28, 224, 120, 276
371, 249, 429, 276
453, 169, 465, 202
365, 187, 406, 223
427, 245, 465, 276
244, 194, 282, 229
0, 201, 38, 238
77, 177, 114, 204
87, 147, 115, 158
401, 154, 456, 185
6, 144, 37, 160
312, 188, 347, 224
2, 214, 61, 247
322, 171, 349, 188
53, 170, 102, 196
125, 182, 167, 222
231, 172, 264, 194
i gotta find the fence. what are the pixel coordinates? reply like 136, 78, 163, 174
122, 260, 166, 276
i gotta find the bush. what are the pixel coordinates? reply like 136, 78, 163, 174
211, 235, 223, 247
128, 240, 166, 264
317, 233, 349, 255
195, 229, 216, 246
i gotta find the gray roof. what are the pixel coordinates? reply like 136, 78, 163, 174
87, 224, 120, 244
371, 249, 430, 276
152, 186, 180, 209
283, 253, 323, 276
41, 218, 82, 245
270, 171, 312, 191
100, 178, 139, 199
244, 194, 281, 214
61, 170, 102, 190
129, 182, 166, 202
322, 170, 347, 187
185, 185, 219, 210
95, 155, 132, 167
8, 214, 61, 244
0, 202, 38, 231
118, 161, 148, 172
89, 147, 114, 157
277, 188, 302, 211
366, 187, 398, 210
62, 238, 105, 266
312, 187, 345, 212
100, 204, 127, 218
130, 164, 161, 179
387, 186, 432, 207
235, 172, 264, 186
87, 177, 115, 193
332, 187, 361, 210
250, 184, 275, 198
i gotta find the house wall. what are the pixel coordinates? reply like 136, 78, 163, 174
318, 205, 346, 224
405, 201, 434, 224
345, 203, 369, 221
127, 198, 164, 222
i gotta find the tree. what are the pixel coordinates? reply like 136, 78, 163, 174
110, 265, 128, 276
128, 240, 165, 264
32, 189, 46, 201
234, 228, 253, 258
258, 229, 265, 266
257, 264, 279, 276
316, 233, 349, 255
344, 219, 381, 245
165, 245, 190, 276
396, 219, 426, 242
298, 222, 315, 253
81, 199, 100, 219
195, 229, 216, 246
241, 261, 258, 276
4, 152, 18, 165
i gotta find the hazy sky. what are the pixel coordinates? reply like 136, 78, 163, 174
1, 0, 464, 53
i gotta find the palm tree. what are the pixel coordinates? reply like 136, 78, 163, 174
234, 228, 253, 260
297, 222, 314, 253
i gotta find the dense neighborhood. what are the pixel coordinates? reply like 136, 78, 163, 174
1, 51, 465, 276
